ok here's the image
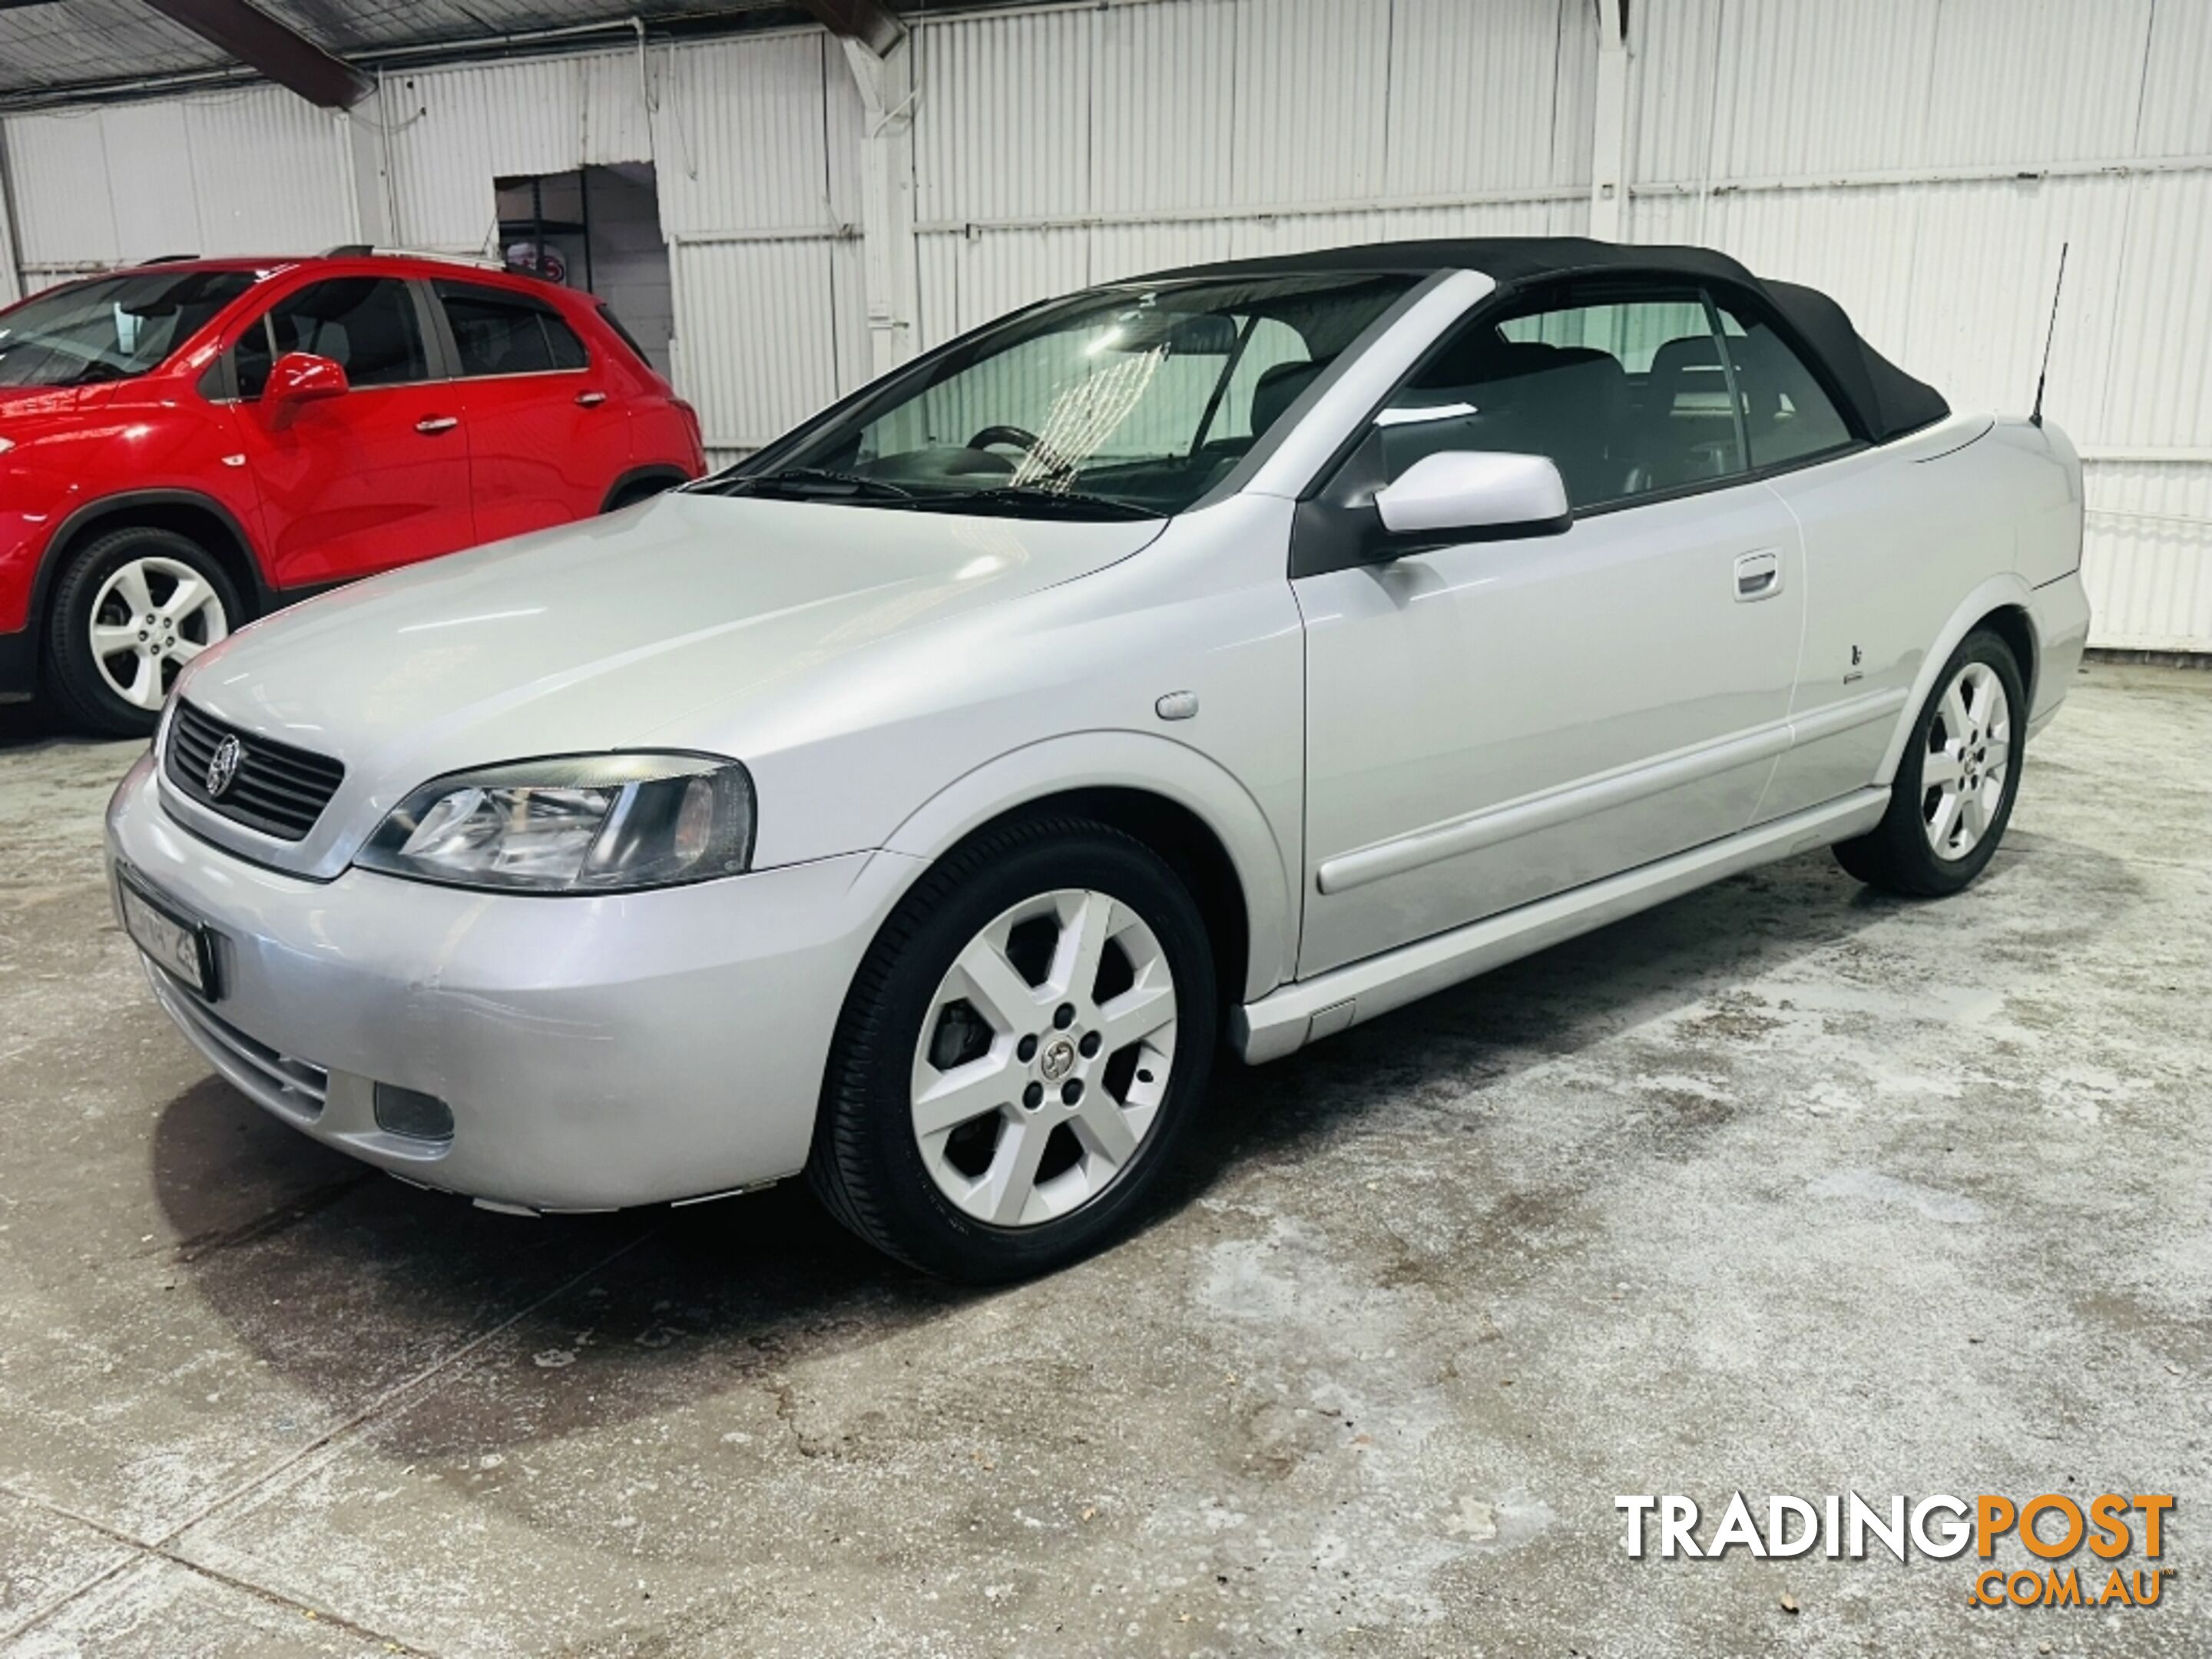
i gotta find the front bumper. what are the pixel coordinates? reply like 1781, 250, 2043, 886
106, 753, 918, 1211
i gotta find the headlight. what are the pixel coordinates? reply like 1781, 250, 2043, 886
358, 753, 755, 893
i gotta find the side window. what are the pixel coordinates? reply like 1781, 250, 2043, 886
439, 283, 589, 377
235, 277, 430, 399
1716, 304, 1855, 469
1372, 290, 1746, 509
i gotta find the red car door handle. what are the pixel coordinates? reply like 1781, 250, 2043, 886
416, 416, 459, 435
575, 391, 608, 408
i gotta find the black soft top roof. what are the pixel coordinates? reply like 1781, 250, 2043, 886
1143, 237, 1949, 445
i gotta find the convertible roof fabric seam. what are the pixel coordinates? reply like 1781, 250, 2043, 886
1140, 237, 1950, 445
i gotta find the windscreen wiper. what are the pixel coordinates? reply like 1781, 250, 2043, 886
909, 484, 1162, 521
706, 466, 917, 503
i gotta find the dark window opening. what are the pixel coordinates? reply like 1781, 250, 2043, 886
436, 281, 588, 378
235, 276, 429, 400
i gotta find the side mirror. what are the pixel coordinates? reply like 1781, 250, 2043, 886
1373, 451, 1571, 541
265, 352, 349, 407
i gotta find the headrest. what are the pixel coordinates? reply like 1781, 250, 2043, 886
1251, 359, 1326, 436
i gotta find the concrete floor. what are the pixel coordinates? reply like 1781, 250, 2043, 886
0, 664, 2205, 1657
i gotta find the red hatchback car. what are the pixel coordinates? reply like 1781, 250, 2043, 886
0, 251, 705, 733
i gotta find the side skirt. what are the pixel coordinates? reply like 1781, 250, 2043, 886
1231, 786, 1890, 1064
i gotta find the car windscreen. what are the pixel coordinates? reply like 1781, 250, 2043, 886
0, 269, 259, 389
717, 273, 1417, 519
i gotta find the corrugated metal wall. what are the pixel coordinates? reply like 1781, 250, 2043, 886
1620, 0, 2212, 651
370, 33, 867, 453
3, 0, 2206, 647
909, 0, 1594, 340
2, 84, 356, 278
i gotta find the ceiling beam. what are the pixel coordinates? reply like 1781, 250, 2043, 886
137, 0, 371, 108
799, 0, 905, 58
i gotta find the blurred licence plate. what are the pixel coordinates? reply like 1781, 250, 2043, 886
117, 871, 220, 1000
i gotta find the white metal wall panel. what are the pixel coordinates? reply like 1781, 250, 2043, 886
1386, 0, 1588, 196
1695, 0, 1945, 180
909, 0, 1596, 356
580, 49, 657, 167
1231, 0, 1391, 206
6, 108, 134, 270
1091, 0, 1236, 215
0, 185, 17, 304
1624, 0, 2211, 651
2081, 462, 2212, 653
1919, 0, 2155, 169
2097, 173, 2212, 455
673, 238, 842, 452
382, 57, 592, 250
2139, 0, 2212, 158
653, 35, 840, 237
4, 86, 349, 273
918, 224, 1091, 343
915, 8, 1092, 224
94, 103, 202, 259
184, 90, 354, 255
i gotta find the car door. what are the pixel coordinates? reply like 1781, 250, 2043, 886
1293, 283, 1807, 977
220, 275, 475, 588
1704, 303, 1907, 824
431, 279, 632, 542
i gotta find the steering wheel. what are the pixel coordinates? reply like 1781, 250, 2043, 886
966, 424, 1042, 455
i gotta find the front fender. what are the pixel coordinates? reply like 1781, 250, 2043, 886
879, 730, 1300, 1003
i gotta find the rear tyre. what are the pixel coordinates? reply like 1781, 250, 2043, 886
1833, 628, 2025, 897
809, 817, 1217, 1283
44, 528, 243, 738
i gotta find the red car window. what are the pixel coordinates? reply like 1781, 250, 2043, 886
436, 281, 588, 376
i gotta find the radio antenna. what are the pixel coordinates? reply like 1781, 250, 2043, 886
2030, 240, 2068, 427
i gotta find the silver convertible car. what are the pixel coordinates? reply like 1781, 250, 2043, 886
107, 238, 2090, 1280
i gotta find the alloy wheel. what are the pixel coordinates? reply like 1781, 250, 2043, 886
910, 888, 1178, 1228
1922, 659, 2012, 861
88, 555, 228, 711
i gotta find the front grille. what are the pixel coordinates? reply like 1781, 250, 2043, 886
166, 700, 345, 842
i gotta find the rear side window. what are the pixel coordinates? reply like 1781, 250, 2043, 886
235, 276, 429, 399
1715, 304, 1856, 469
596, 303, 654, 370
437, 282, 588, 376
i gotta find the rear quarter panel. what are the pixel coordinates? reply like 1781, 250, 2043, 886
572, 303, 703, 482
1754, 413, 2082, 821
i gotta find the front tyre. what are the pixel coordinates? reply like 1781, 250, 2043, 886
1833, 628, 2025, 897
44, 527, 241, 737
810, 817, 1217, 1282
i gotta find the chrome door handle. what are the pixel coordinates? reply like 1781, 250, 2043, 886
575, 391, 608, 408
1734, 549, 1781, 601
416, 416, 459, 435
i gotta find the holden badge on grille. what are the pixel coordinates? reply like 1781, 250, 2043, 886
205, 735, 244, 800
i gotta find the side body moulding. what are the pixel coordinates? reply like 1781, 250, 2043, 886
1316, 685, 1908, 897
1235, 789, 1890, 1064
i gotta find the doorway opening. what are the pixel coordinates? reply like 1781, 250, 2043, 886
494, 163, 674, 376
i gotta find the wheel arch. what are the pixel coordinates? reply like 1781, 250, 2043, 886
32, 490, 267, 644
601, 466, 691, 514
1873, 575, 2041, 786
876, 733, 1300, 1006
